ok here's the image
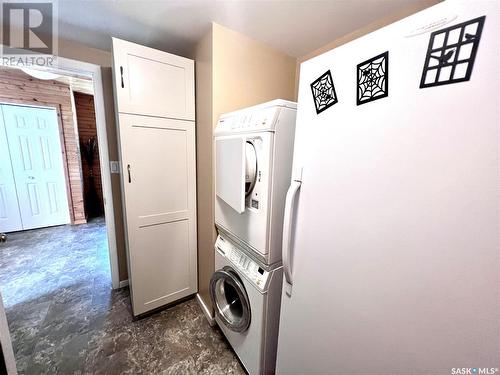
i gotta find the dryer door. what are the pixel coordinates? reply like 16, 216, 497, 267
215, 137, 259, 214
210, 266, 251, 332
216, 137, 246, 213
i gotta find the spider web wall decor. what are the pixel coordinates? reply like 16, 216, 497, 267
310, 70, 338, 114
420, 15, 485, 88
357, 51, 389, 105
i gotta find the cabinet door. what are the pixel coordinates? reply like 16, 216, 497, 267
118, 114, 197, 315
112, 38, 195, 121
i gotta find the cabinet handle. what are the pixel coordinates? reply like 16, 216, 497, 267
120, 66, 124, 88
127, 164, 131, 183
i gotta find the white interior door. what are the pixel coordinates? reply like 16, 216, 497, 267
1, 104, 70, 231
0, 111, 22, 232
112, 38, 197, 316
112, 37, 195, 121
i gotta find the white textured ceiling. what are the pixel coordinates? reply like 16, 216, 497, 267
55, 0, 431, 58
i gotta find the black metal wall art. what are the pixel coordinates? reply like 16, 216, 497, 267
357, 51, 389, 105
420, 16, 485, 88
310, 70, 338, 114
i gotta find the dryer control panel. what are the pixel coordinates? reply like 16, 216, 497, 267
215, 235, 270, 292
216, 106, 279, 134
215, 99, 296, 135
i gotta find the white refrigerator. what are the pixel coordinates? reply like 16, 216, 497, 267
277, 1, 499, 374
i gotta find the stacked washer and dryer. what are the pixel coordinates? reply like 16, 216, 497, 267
210, 99, 297, 374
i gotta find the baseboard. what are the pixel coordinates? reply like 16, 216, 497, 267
118, 279, 129, 288
196, 293, 215, 326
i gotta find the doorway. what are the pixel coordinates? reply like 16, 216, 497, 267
0, 59, 119, 372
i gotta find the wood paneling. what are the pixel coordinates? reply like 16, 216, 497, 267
0, 67, 86, 224
74, 92, 104, 216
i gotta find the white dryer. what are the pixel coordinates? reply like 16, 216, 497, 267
215, 99, 297, 265
210, 234, 283, 375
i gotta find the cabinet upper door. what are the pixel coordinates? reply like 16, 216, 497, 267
112, 38, 195, 121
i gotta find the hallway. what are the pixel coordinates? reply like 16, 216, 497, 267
0, 219, 243, 374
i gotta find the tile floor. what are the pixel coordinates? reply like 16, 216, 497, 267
0, 218, 244, 374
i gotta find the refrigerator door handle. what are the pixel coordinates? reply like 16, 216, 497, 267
282, 174, 302, 297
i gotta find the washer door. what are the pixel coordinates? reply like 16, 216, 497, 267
210, 266, 251, 332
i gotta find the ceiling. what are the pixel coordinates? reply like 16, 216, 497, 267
55, 0, 431, 58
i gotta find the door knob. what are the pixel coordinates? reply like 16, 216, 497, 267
0, 233, 6, 243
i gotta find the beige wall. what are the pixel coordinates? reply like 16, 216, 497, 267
294, 0, 442, 97
100, 67, 128, 282
195, 23, 296, 312
58, 38, 112, 68
194, 28, 214, 310
56, 39, 129, 282
212, 23, 296, 122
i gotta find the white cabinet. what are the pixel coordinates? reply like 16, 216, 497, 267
112, 38, 197, 316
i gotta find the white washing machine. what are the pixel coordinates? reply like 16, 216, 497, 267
210, 234, 283, 375
215, 99, 297, 265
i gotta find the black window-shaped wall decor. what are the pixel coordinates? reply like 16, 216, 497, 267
310, 70, 338, 114
357, 51, 389, 105
420, 16, 485, 88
